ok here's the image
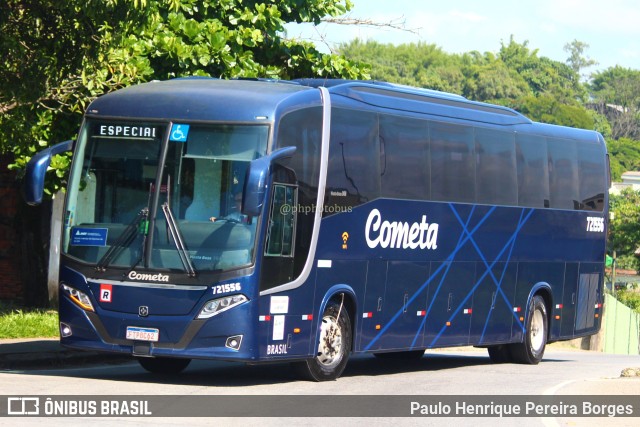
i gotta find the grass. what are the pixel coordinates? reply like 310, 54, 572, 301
0, 302, 59, 339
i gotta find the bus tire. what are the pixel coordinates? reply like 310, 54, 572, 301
137, 357, 191, 374
487, 344, 512, 363
295, 300, 351, 381
510, 295, 547, 364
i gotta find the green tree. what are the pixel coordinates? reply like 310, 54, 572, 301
512, 94, 594, 129
0, 0, 370, 194
607, 138, 640, 181
609, 188, 640, 273
460, 51, 530, 103
590, 66, 640, 139
564, 39, 598, 75
337, 40, 462, 92
498, 37, 586, 104
338, 36, 595, 128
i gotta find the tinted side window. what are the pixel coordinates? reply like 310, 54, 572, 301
516, 134, 550, 208
475, 128, 517, 205
275, 107, 322, 283
430, 121, 475, 203
578, 138, 606, 212
548, 137, 579, 210
265, 184, 297, 257
325, 108, 380, 213
380, 115, 430, 200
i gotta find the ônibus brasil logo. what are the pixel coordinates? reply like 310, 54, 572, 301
365, 209, 439, 250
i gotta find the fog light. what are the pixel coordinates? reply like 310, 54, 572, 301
60, 322, 72, 337
225, 335, 243, 350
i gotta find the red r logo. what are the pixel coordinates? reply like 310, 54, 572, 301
100, 284, 113, 303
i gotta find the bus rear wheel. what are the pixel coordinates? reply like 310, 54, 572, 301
510, 295, 548, 364
295, 300, 351, 381
137, 357, 191, 374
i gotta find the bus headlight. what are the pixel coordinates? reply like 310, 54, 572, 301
61, 284, 95, 312
197, 294, 248, 319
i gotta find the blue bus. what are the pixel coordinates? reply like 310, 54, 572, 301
25, 78, 609, 381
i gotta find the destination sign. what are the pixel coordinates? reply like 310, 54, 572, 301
96, 125, 158, 139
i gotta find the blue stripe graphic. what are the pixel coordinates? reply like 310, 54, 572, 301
363, 205, 534, 351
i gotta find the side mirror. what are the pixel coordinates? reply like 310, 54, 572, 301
24, 140, 74, 205
242, 146, 296, 216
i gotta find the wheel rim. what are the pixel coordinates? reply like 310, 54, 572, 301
316, 314, 343, 368
530, 308, 545, 352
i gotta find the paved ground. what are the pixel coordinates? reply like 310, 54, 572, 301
1, 338, 638, 397
0, 337, 130, 370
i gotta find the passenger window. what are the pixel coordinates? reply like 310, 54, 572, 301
380, 115, 430, 200
548, 138, 579, 210
430, 121, 475, 203
325, 108, 380, 212
578, 139, 606, 212
516, 134, 550, 208
265, 184, 297, 257
475, 128, 517, 205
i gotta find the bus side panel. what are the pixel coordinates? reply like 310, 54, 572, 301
424, 261, 476, 348
560, 263, 579, 338
575, 262, 604, 336
257, 275, 318, 360
377, 261, 431, 350
469, 262, 517, 345
357, 260, 386, 351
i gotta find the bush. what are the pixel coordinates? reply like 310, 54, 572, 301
616, 289, 640, 313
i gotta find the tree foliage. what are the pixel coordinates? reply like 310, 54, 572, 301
589, 66, 640, 140
608, 188, 640, 273
607, 138, 640, 181
616, 290, 640, 313
0, 0, 370, 194
512, 95, 593, 129
338, 36, 592, 125
564, 39, 598, 75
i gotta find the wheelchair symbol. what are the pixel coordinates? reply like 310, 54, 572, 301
170, 124, 189, 142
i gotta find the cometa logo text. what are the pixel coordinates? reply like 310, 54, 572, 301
365, 208, 439, 250
128, 271, 170, 282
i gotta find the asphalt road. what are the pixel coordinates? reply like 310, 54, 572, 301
0, 346, 638, 426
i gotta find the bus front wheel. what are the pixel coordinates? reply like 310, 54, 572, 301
510, 295, 548, 364
137, 357, 191, 374
295, 300, 351, 381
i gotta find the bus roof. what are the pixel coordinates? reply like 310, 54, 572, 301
85, 78, 315, 122
85, 78, 601, 136
296, 79, 532, 126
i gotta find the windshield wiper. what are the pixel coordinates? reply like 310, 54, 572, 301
95, 208, 149, 272
161, 202, 197, 277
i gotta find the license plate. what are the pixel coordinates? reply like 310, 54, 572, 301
126, 326, 159, 342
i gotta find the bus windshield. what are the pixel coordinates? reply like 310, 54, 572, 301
63, 119, 269, 273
